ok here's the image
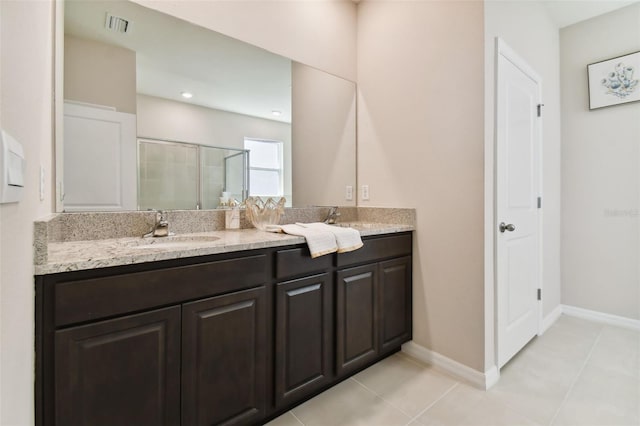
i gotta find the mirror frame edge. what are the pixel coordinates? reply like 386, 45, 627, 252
54, 0, 64, 212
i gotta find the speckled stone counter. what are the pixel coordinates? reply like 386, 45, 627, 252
34, 207, 415, 275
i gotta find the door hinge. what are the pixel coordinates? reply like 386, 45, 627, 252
537, 196, 542, 209
537, 104, 544, 117
537, 288, 542, 301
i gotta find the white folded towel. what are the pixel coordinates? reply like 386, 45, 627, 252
265, 222, 363, 257
267, 223, 338, 258
297, 222, 363, 254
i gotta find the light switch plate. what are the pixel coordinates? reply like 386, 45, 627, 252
0, 129, 24, 203
362, 185, 370, 201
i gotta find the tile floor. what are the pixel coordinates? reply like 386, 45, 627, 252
266, 315, 640, 426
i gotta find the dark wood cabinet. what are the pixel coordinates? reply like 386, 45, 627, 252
182, 287, 266, 426
54, 306, 181, 426
274, 274, 333, 408
379, 257, 412, 354
335, 253, 413, 378
336, 264, 378, 376
37, 232, 412, 426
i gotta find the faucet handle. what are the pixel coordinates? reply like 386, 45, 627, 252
144, 209, 170, 238
148, 209, 168, 225
148, 208, 166, 218
157, 211, 170, 227
325, 206, 340, 224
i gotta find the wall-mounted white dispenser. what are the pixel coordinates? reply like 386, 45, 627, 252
0, 129, 25, 203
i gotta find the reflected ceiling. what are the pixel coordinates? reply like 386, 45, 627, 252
65, 0, 292, 123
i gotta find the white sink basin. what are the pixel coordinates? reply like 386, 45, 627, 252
128, 234, 221, 249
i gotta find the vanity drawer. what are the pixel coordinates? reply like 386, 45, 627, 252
275, 247, 332, 280
54, 254, 268, 327
337, 233, 412, 267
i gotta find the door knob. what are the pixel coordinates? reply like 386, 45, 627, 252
499, 222, 515, 233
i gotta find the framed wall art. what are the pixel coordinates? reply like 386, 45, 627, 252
588, 51, 640, 110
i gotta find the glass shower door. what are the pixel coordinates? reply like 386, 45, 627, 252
138, 138, 248, 210
138, 139, 199, 210
224, 150, 249, 203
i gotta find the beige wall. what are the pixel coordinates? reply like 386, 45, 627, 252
561, 4, 640, 320
357, 1, 486, 371
484, 1, 563, 367
0, 1, 54, 424
291, 62, 356, 207
64, 35, 137, 114
0, 9, 3, 423
137, 94, 293, 203
131, 0, 357, 82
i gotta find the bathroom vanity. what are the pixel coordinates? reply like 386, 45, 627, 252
34, 221, 413, 426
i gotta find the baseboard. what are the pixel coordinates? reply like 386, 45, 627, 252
562, 304, 640, 331
400, 307, 638, 392
540, 304, 563, 334
401, 341, 499, 390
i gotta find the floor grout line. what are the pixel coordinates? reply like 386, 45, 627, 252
349, 357, 462, 426
547, 327, 603, 426
289, 410, 305, 425
404, 382, 460, 426
349, 375, 417, 420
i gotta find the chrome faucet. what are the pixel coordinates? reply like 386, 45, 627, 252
144, 210, 170, 237
324, 206, 341, 224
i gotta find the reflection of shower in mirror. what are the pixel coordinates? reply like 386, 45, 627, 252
137, 138, 249, 211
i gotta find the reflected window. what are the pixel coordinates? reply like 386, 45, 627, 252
245, 138, 283, 197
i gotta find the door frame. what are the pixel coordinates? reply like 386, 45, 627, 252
493, 37, 544, 369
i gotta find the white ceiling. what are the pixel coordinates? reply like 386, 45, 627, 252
542, 0, 638, 28
65, 0, 292, 123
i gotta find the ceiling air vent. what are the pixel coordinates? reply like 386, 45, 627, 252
104, 13, 131, 34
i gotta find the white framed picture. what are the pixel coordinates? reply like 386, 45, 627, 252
588, 51, 640, 110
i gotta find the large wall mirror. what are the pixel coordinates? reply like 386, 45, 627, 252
55, 0, 356, 212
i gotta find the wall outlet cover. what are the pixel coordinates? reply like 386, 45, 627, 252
40, 166, 45, 201
362, 185, 370, 201
345, 185, 353, 201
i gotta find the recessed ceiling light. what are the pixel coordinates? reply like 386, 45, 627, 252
272, 110, 282, 116
181, 92, 193, 99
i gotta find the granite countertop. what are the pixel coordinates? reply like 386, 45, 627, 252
36, 222, 414, 275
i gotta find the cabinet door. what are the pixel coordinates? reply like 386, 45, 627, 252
182, 286, 267, 426
336, 264, 378, 377
379, 257, 412, 353
54, 306, 181, 426
275, 274, 332, 408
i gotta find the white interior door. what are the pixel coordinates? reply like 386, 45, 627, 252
496, 39, 541, 368
63, 102, 137, 211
